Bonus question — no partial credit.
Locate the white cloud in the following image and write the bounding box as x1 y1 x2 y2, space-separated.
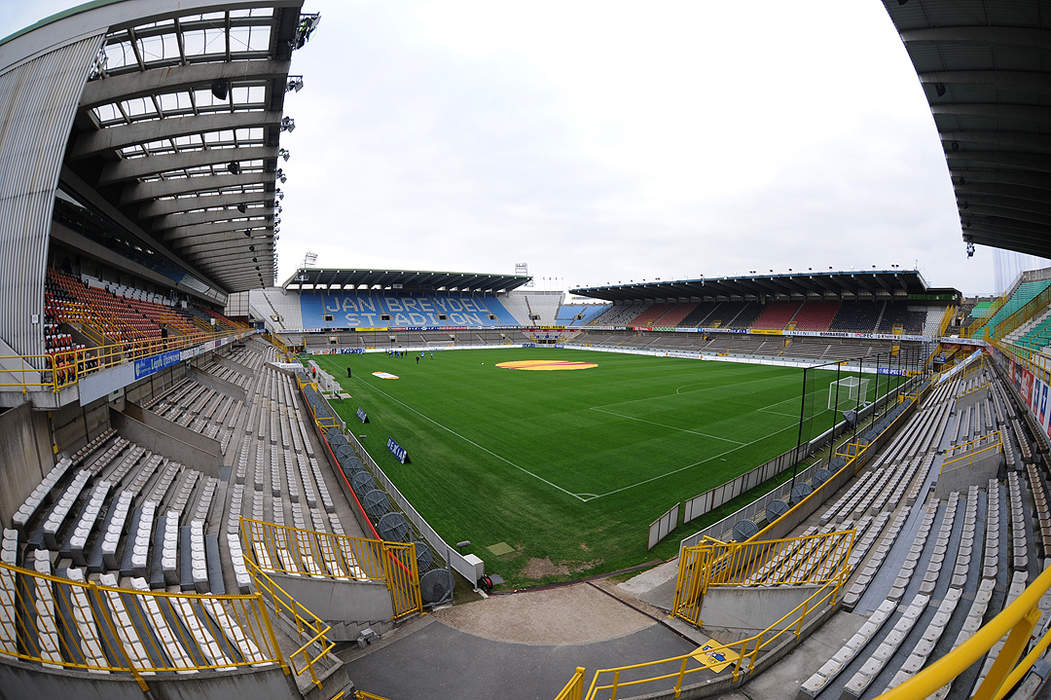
1 0 1006 294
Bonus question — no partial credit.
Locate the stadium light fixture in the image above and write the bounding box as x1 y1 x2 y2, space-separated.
227 161 241 175
286 76 304 93
211 78 229 100
280 117 296 132
279 148 290 162
243 229 252 237
237 203 247 214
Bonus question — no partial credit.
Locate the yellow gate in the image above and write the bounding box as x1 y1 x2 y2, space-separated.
672 543 710 625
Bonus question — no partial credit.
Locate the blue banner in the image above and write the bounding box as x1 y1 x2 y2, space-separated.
387 436 409 464
357 407 369 423
133 350 181 380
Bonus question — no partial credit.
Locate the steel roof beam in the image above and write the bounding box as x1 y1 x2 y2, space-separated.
931 103 1051 123
162 217 272 239
959 204 1051 228
72 111 282 158
919 70 1051 95
120 172 274 203
946 151 1051 174
901 26 1051 52
167 229 272 250
80 59 291 108
139 192 275 218
100 145 277 184
941 131 1051 154
153 207 274 231
951 169 1051 192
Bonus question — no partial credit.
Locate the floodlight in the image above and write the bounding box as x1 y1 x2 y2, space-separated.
237 203 247 213
280 116 296 132
227 161 241 175
279 148 290 161
286 76 304 92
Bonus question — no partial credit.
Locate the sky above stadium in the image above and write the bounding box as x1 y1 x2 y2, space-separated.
3 0 1038 296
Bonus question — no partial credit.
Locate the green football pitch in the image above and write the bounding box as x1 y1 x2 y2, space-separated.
308 348 884 586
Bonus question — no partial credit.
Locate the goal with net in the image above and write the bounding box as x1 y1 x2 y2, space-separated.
828 376 870 411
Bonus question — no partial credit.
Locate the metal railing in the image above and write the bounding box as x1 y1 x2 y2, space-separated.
877 564 1051 700
937 304 956 338
941 431 1004 473
688 529 855 592
573 573 847 699
0 327 254 393
240 517 422 620
989 284 1051 342
241 555 335 691
555 667 587 700
0 559 284 691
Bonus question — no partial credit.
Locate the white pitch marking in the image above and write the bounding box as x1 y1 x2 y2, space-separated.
584 419 802 502
359 381 587 502
589 406 746 445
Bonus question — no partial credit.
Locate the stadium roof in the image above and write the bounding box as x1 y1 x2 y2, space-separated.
281 267 532 293
33 0 311 293
571 269 958 302
883 0 1051 260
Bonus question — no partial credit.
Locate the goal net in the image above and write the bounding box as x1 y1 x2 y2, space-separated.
828 376 870 412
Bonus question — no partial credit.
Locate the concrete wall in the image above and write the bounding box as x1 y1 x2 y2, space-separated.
189 366 246 402
0 657 297 700
110 407 220 475
269 573 394 641
699 584 823 643
123 402 221 458
0 402 53 528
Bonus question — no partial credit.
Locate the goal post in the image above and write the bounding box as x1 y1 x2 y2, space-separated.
828 376 870 412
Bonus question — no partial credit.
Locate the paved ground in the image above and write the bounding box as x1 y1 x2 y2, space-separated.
343 608 696 699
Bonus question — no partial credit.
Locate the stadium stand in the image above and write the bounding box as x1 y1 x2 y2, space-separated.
555 303 610 326
751 301 801 330
298 290 519 329
792 300 841 332
982 280 1051 336
830 301 882 333
628 302 673 326
650 302 699 327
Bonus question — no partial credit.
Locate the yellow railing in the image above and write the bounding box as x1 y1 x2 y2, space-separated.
877 564 1051 700
989 284 1051 342
355 692 392 700
240 518 422 620
268 331 294 361
555 667 587 700
937 304 956 338
241 555 335 691
0 560 284 691
694 529 855 591
0 327 253 393
967 295 1007 339
941 431 1003 473
577 574 846 699
956 380 991 399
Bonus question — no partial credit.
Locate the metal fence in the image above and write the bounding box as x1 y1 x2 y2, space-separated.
647 502 680 550
240 517 422 620
0 559 283 691
675 371 924 551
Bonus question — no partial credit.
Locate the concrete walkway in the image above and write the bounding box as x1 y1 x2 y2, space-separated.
344 614 695 699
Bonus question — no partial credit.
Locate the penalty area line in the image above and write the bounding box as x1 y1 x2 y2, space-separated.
358 381 588 503
589 406 745 445
585 419 801 502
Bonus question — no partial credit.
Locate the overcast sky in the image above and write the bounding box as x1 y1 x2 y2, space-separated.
2 1 1026 295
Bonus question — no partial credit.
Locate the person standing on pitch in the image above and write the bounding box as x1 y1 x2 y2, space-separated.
416 353 420 365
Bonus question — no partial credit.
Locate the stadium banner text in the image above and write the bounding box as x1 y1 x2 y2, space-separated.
387 436 409 463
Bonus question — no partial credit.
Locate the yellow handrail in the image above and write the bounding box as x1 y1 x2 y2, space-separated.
554 667 587 700
242 555 335 690
876 564 1051 700
0 560 285 691
240 517 422 620
579 573 847 698
0 327 253 393
937 304 956 338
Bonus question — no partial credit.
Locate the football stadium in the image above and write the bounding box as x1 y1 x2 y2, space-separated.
0 1 1050 699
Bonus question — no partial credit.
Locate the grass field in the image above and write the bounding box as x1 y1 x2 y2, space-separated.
309 348 883 586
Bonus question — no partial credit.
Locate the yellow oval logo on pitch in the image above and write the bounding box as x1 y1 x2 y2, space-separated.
495 360 598 371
